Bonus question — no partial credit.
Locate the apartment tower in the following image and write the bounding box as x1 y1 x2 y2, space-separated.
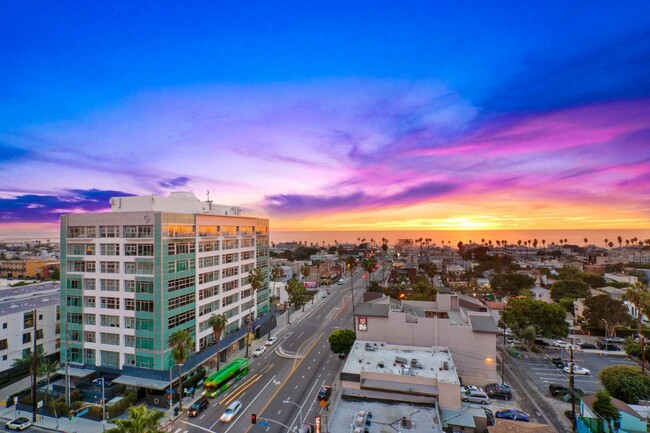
60 192 270 381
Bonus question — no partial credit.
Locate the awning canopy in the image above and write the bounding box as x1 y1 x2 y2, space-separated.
56 367 95 378
112 375 170 390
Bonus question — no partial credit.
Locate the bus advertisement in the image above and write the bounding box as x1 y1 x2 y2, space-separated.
202 358 249 398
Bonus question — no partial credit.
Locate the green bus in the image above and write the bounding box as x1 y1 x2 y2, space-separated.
202 358 249 397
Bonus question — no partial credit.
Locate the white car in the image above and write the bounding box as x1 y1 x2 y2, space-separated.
252 346 266 357
564 364 590 375
552 340 571 349
6 417 32 431
461 385 483 393
220 400 242 422
265 336 278 346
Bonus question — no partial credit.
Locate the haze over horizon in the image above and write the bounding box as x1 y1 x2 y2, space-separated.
1 2 650 236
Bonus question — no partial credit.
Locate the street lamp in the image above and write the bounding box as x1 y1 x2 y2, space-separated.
282 400 304 429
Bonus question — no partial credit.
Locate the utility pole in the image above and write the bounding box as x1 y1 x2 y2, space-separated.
501 324 506 384
569 338 576 432
32 309 38 423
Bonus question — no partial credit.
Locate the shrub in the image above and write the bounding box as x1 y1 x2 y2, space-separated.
599 365 650 404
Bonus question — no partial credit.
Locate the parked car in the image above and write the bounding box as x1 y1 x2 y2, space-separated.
608 336 625 343
6 417 32 431
220 400 242 422
252 346 267 357
461 390 490 404
597 342 621 351
564 364 590 375
265 336 278 346
484 383 510 392
548 384 585 398
550 357 568 368
317 385 332 401
495 409 530 422
552 340 571 349
534 338 550 348
579 343 597 349
188 397 209 417
461 385 483 393
486 386 512 400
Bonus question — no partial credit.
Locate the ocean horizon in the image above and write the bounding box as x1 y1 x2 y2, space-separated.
2 228 650 248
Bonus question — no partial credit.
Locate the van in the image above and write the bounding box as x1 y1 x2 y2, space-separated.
188 397 209 417
220 400 242 422
461 389 490 404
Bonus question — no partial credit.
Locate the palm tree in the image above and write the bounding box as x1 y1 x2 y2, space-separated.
381 239 389 283
207 313 228 371
617 235 623 247
345 256 358 321
300 263 311 282
271 263 285 299
604 238 609 248
584 237 588 246
168 329 193 411
13 347 44 421
362 256 377 288
626 283 650 372
246 267 264 357
541 239 546 248
608 241 614 249
106 404 166 433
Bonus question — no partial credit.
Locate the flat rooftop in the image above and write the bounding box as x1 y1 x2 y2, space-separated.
328 399 444 433
344 340 459 385
0 281 60 315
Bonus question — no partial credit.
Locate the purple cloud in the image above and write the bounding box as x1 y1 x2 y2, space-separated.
0 189 135 223
159 176 190 188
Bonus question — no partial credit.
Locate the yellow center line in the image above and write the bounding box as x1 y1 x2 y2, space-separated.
243 332 324 433
222 373 263 406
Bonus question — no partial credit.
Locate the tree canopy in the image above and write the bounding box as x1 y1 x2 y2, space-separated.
490 273 535 297
328 329 356 355
106 404 165 433
502 297 568 338
599 365 650 404
592 390 620 429
584 294 631 331
550 280 590 302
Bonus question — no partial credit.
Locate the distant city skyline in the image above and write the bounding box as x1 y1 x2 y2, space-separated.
1 2 650 237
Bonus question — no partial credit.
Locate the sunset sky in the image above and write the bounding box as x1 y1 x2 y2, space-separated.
1 1 650 237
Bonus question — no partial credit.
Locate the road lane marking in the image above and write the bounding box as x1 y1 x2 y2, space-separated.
215 375 277 432
179 420 215 432
222 374 263 406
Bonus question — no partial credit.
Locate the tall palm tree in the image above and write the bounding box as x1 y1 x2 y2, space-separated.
207 313 228 371
106 404 166 433
362 256 377 288
626 283 650 372
168 329 193 411
246 267 264 357
584 237 588 246
13 347 44 421
271 263 285 299
617 236 623 247
604 238 609 248
381 239 389 283
300 263 311 282
345 256 358 322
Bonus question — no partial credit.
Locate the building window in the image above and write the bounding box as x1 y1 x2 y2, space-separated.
100 315 120 327
124 280 135 292
84 332 96 343
100 351 119 368
125 299 135 311
84 349 95 362
125 354 136 365
125 335 135 348
169 293 195 310
100 297 120 309
23 333 31 344
100 333 120 345
124 317 135 329
99 225 119 238
36 329 44 340
136 338 153 350
136 301 154 312
100 279 119 291
136 319 154 331
136 355 154 369
100 261 119 273
84 314 96 325
83 279 96 290
23 311 34 329
168 310 195 328
1 323 6 329
100 244 120 256
0 339 8 350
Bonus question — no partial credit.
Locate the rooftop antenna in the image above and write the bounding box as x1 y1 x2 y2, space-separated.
206 190 213 211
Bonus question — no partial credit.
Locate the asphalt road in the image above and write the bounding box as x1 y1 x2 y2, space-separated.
170 268 374 433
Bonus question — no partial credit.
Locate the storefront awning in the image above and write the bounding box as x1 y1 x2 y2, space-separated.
111 375 170 390
56 367 95 378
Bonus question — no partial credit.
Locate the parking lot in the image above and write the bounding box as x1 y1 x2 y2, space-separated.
511 348 638 395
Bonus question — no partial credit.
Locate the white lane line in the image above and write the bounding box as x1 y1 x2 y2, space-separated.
216 374 277 433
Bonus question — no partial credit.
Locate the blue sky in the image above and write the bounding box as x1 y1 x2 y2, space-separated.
1 1 650 234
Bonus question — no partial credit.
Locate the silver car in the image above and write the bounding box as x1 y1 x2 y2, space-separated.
220 400 242 422
461 389 491 404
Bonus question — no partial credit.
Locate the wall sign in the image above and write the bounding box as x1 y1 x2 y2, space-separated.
358 316 368 331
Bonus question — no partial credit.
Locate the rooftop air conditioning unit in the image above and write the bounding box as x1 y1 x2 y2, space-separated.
443 362 449 370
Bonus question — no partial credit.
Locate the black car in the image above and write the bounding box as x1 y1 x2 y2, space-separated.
597 342 621 351
551 357 567 368
534 339 550 348
548 384 585 398
486 387 512 400
317 386 332 401
579 343 597 349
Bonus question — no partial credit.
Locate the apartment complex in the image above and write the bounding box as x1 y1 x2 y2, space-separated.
60 192 270 380
0 282 60 373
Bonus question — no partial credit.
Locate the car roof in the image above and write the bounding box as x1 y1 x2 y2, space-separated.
227 400 241 409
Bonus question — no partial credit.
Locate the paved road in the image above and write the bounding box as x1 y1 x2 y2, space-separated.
169 268 372 433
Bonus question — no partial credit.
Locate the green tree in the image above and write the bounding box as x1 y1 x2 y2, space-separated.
559 297 575 312
300 263 311 281
626 282 650 372
556 266 583 281
367 281 383 293
106 404 166 433
592 390 620 433
584 294 631 331
207 313 228 371
328 329 356 355
490 273 535 297
423 263 438 286
599 365 650 404
361 256 377 288
502 297 568 338
583 273 607 288
168 329 193 411
516 325 537 352
550 280 590 302
286 276 306 310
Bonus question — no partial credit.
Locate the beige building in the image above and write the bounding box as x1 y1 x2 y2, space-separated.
0 258 58 278
353 293 498 385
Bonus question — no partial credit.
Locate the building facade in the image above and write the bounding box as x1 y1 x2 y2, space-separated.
0 282 60 373
60 192 269 377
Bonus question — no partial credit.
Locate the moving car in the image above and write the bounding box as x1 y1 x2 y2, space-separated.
564 364 590 375
252 346 266 357
338 280 344 285
317 385 332 401
265 336 278 346
461 390 490 404
6 417 32 431
495 409 530 422
188 397 209 417
220 400 242 423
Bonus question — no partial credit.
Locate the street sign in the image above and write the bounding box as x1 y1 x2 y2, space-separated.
37 400 43 408
319 399 327 407
76 408 89 417
166 388 174 394
13 396 18 404
258 421 269 427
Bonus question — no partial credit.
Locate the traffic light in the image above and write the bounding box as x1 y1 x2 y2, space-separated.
251 413 257 424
